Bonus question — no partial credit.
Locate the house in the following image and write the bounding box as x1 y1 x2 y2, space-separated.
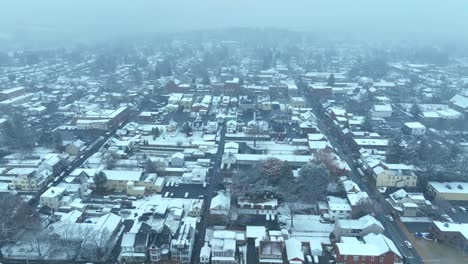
246 226 267 240
40 186 67 209
224 142 239 154
200 242 211 264
65 139 86 155
429 221 468 252
326 196 352 220
388 189 428 216
9 168 48 191
449 94 468 113
335 233 402 264
352 138 388 151
148 225 172 263
402 122 426 136
210 231 237 264
180 95 194 109
427 181 468 201
372 163 417 188
188 199 203 217
40 153 67 175
226 120 237 133
171 219 196 263
334 215 384 240
101 170 143 192
171 152 185 167
285 238 305 264
118 222 151 263
370 104 392 118
210 192 231 215
259 240 283 264
290 97 306 108
49 210 122 258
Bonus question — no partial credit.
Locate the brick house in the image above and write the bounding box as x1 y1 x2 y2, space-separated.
335 234 402 264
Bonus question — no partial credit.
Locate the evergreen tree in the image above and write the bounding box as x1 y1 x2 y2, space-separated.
327 73 336 87
93 171 107 193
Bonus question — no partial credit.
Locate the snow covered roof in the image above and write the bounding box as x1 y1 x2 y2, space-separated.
337 215 384 230
404 122 425 129
285 238 304 262
103 170 143 182
246 226 266 239
337 234 400 257
200 242 211 258
210 193 230 210
41 186 66 199
432 221 468 240
347 192 370 207
428 181 468 194
373 104 392 112
450 94 468 109
171 152 184 159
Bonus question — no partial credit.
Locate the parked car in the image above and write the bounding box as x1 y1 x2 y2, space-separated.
386 215 394 221
450 208 457 213
458 206 467 213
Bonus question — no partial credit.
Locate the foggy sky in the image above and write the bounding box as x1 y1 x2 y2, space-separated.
0 0 467 46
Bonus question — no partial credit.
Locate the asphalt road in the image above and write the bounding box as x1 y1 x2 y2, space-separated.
191 123 227 264
37 110 140 196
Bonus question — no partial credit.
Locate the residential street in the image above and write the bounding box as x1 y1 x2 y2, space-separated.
191 123 227 264
303 90 425 264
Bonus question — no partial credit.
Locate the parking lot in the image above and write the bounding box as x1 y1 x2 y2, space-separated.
161 183 207 199
409 236 467 264
446 203 468 223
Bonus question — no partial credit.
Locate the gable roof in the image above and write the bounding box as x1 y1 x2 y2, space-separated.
450 94 468 109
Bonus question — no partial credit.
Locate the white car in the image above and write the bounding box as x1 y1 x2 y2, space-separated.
386 215 394 221
404 240 413 249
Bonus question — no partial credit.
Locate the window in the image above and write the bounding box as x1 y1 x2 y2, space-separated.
353 256 359 261
380 257 384 262
395 257 400 262
371 256 374 261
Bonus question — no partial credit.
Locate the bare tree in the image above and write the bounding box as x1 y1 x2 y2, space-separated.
314 149 345 178
28 231 50 257
351 198 375 219
78 228 112 260
0 194 39 244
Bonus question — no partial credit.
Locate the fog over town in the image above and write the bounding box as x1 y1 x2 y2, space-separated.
0 1 467 264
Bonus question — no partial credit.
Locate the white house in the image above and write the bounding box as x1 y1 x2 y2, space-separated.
285 238 304 264
40 186 67 209
210 192 231 215
327 196 352 220
200 242 211 264
171 152 185 167
334 215 384 239
403 122 426 136
370 104 392 118
210 231 237 264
